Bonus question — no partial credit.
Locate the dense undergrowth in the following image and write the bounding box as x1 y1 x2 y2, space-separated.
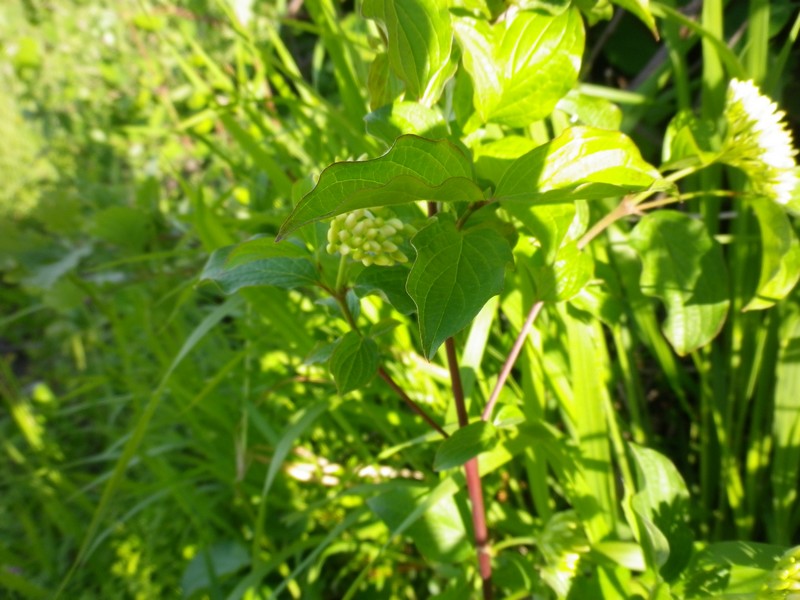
2 0 800 598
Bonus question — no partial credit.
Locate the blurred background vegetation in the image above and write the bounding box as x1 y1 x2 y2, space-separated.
2 0 800 598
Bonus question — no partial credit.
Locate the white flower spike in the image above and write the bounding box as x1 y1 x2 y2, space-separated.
722 78 799 205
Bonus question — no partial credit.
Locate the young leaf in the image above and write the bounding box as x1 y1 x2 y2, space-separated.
630 211 730 355
453 8 585 127
277 135 483 239
367 483 471 564
329 331 379 394
744 200 800 311
626 443 693 580
363 0 454 102
407 216 513 358
495 126 668 204
200 238 318 293
433 421 498 471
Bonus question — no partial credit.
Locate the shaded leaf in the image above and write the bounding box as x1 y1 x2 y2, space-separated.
407 216 513 358
434 421 497 471
354 264 416 314
630 211 729 355
367 482 471 563
181 540 249 598
674 542 785 598
277 135 482 238
744 200 800 311
626 443 693 580
525 241 593 302
495 126 667 204
200 238 318 293
329 332 379 394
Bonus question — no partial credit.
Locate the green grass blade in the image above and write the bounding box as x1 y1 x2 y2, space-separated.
55 296 244 598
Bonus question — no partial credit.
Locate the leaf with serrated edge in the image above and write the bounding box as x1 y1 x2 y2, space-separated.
630 211 729 355
407 215 513 358
277 135 482 239
329 332 379 394
434 421 498 471
495 126 667 204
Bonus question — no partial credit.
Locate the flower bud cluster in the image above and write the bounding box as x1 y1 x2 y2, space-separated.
760 546 800 599
326 209 416 267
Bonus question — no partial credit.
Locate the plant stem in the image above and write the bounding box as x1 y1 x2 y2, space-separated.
333 292 447 438
377 367 448 438
577 195 639 250
481 300 544 423
481 185 694 424
446 339 468 427
335 253 348 293
445 337 493 599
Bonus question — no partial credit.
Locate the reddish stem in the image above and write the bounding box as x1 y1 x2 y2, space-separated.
445 338 493 599
481 301 544 423
378 367 448 438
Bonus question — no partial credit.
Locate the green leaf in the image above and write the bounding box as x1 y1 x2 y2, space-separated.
181 541 249 598
364 101 449 145
610 0 657 36
200 238 318 293
90 206 154 252
525 241 593 302
626 443 693 580
434 421 498 471
630 211 730 355
507 203 581 263
555 89 622 130
367 482 471 563
367 52 405 109
673 542 785 598
744 200 800 311
407 215 513 358
495 126 667 204
277 135 482 239
662 110 720 168
329 332 379 394
473 136 539 185
363 0 454 102
453 8 584 127
354 264 416 314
